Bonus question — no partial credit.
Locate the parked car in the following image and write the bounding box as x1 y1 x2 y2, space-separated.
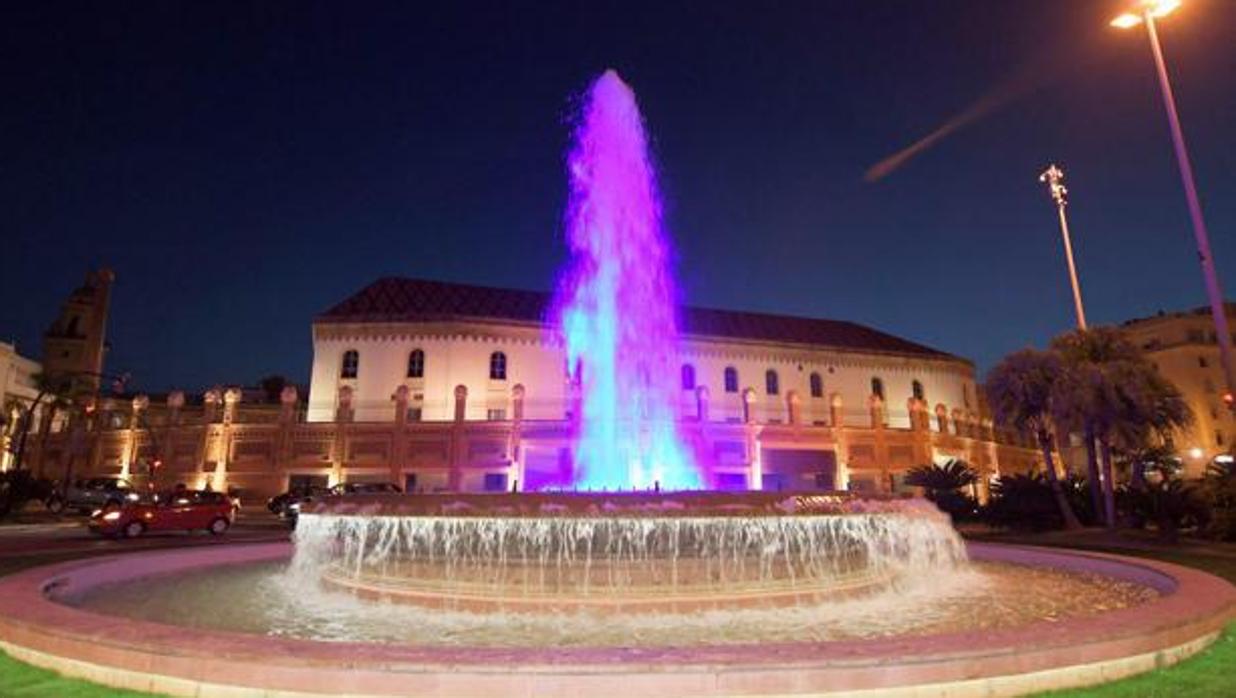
329 482 402 496
88 489 236 538
47 477 140 515
267 485 329 519
284 482 401 525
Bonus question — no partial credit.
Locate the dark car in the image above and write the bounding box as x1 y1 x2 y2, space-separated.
88 490 236 538
329 482 402 496
284 482 401 525
267 485 329 519
48 477 139 515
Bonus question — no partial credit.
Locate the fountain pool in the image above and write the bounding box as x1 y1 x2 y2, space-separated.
62 494 1160 650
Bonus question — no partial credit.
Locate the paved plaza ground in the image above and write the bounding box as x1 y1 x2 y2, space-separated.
0 511 1232 697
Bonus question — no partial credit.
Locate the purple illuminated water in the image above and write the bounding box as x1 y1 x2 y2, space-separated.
551 70 701 490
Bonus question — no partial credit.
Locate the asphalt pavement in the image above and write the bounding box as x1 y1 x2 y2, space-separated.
0 506 291 576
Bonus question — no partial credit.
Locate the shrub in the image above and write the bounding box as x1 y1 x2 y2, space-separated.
1119 478 1208 543
983 473 1063 531
904 460 980 522
0 470 55 518
1062 474 1098 527
1200 463 1236 541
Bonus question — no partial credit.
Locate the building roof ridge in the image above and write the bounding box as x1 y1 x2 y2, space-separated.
316 277 962 362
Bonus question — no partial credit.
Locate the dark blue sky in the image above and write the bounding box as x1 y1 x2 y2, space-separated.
3 1 1234 393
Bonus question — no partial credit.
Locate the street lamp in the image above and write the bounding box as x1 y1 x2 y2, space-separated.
1039 164 1088 330
1111 0 1236 407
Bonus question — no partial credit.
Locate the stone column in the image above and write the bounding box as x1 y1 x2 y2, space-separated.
335 386 354 423
786 390 802 426
99 398 116 431
160 391 184 486
167 391 184 426
906 398 921 431
908 398 932 466
277 386 298 473
203 388 222 424
331 386 353 487
279 386 298 423
199 389 220 486
121 395 149 481
868 395 885 429
213 388 240 491
390 385 409 486
510 384 526 491
829 392 849 490
449 385 467 491
829 393 843 428
695 386 710 423
392 385 409 426
869 395 889 492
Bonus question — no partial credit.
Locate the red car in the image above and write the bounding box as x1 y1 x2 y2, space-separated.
88 490 235 538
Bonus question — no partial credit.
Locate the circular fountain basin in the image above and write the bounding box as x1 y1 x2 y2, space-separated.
299 492 960 613
0 522 1232 696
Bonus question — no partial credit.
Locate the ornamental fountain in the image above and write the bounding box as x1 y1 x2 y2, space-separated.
289 70 967 615
0 71 1230 697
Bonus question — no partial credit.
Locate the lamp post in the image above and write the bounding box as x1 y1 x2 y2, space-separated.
1112 0 1236 406
1039 164 1088 330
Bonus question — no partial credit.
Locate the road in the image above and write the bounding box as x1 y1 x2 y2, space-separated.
0 509 292 576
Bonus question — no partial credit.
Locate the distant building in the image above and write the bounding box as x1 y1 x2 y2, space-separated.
30 277 1046 501
42 268 114 396
0 341 42 470
1122 304 1236 476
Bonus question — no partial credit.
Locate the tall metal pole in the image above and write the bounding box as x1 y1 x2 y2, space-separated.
1040 165 1088 330
1143 10 1236 403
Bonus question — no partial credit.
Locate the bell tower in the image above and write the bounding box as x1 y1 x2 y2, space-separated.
42 268 115 395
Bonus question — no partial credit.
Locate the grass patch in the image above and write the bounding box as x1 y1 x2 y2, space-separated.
0 651 154 697
1036 624 1236 697
969 532 1236 697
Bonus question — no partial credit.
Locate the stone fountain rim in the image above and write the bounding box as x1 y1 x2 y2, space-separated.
299 490 935 518
0 541 1233 697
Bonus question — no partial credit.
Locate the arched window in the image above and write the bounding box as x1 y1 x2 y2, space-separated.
809 372 823 398
911 379 924 401
765 369 779 396
724 367 739 393
870 377 884 400
407 349 425 379
681 364 696 390
340 350 359 379
489 351 507 380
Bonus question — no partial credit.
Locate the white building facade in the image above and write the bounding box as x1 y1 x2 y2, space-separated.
1 341 43 471
306 278 1011 495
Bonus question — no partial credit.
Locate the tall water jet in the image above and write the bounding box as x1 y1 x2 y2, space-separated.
552 70 700 490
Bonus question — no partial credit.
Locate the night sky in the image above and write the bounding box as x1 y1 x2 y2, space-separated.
3 1 1235 393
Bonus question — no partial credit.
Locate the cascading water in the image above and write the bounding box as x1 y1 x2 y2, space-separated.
551 70 699 490
289 494 969 613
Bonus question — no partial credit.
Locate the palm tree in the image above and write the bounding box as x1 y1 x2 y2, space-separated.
11 372 75 474
1114 367 1192 490
904 459 978 492
1050 328 1191 527
985 349 1083 529
1048 357 1105 521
